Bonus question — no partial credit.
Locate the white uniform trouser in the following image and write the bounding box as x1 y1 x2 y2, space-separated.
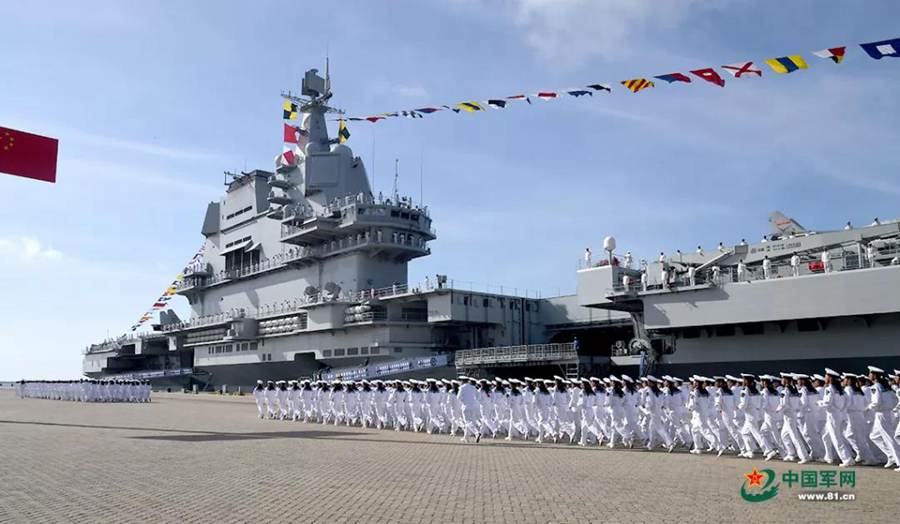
690 413 717 451
254 394 265 417
822 413 853 463
461 405 481 440
870 413 900 464
844 411 877 463
800 415 826 460
780 416 809 461
741 415 772 455
646 412 673 449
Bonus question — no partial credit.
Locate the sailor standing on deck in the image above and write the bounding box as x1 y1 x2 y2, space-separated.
762 256 772 280
866 243 878 268
584 248 592 268
737 260 747 282
821 249 832 273
253 380 266 418
790 252 801 277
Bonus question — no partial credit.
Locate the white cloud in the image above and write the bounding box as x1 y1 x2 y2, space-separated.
505 0 710 67
0 236 62 262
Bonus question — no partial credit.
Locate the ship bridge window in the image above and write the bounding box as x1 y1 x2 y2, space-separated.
739 322 765 336
370 347 380 355
391 210 400 218
347 347 359 356
334 348 345 357
400 212 409 220
322 349 332 357
483 298 490 308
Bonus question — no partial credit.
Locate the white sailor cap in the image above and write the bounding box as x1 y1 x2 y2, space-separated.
759 374 778 381
812 374 826 382
458 376 471 381
441 378 452 384
450 379 460 385
603 377 613 384
502 380 511 386
256 380 263 384
645 375 657 382
523 377 534 382
553 375 565 381
662 375 672 381
689 375 700 382
671 376 684 383
508 378 521 384
824 368 841 378
841 372 857 379
779 372 794 379
543 379 554 384
620 374 634 383
713 375 726 381
426 378 436 382
589 376 601 382
740 373 756 379
725 375 740 382
867 366 885 374
793 373 810 379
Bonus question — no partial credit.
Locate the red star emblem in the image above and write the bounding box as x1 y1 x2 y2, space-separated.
745 468 765 487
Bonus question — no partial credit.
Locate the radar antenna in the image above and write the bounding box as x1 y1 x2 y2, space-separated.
393 158 400 203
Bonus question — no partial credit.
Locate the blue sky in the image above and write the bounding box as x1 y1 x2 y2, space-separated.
2 0 899 379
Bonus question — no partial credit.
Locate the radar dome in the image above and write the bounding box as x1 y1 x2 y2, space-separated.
603 236 617 252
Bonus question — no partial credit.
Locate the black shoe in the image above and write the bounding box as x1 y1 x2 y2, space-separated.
475 433 481 443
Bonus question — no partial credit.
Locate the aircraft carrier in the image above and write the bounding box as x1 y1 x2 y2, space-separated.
82 68 900 388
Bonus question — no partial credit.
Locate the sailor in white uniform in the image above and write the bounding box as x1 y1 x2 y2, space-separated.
457 377 482 443
790 252 801 277
867 366 900 469
817 369 855 467
843 373 878 465
252 380 266 418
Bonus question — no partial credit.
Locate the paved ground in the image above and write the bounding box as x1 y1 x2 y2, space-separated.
0 390 897 523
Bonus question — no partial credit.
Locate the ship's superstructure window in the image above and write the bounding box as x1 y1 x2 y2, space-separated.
322 349 332 357
370 347 380 355
334 348 345 356
360 347 369 355
347 347 359 356
225 205 253 221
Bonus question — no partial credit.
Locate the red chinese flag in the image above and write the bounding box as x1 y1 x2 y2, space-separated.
0 127 58 183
